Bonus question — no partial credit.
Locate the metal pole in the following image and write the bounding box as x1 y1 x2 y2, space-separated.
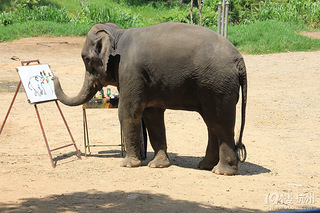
198 0 203 26
221 0 225 36
55 101 82 160
34 104 56 168
224 1 229 39
83 108 88 156
217 1 222 35
1 60 39 134
190 0 194 24
0 81 22 135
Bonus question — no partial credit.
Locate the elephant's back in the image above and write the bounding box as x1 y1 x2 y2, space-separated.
119 22 241 63
116 23 243 111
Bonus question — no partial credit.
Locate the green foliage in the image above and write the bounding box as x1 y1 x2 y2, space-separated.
115 0 190 26
204 0 320 26
202 0 263 24
11 0 40 10
159 6 190 23
0 0 12 11
0 5 72 26
255 0 320 27
198 5 218 26
1 0 320 54
0 3 139 28
2 0 320 28
0 21 90 42
228 20 320 54
76 2 140 28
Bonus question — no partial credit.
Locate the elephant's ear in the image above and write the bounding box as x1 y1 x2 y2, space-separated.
95 29 116 51
107 54 121 83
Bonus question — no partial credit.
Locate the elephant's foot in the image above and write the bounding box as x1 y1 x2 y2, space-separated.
212 161 238 175
198 157 219 170
148 151 170 168
120 156 142 168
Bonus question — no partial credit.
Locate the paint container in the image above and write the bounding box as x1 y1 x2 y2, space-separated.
106 88 111 97
110 92 119 107
99 89 104 98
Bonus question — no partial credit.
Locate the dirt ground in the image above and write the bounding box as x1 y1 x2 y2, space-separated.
0 35 319 213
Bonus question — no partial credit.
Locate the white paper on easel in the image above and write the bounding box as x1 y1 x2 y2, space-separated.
17 64 57 104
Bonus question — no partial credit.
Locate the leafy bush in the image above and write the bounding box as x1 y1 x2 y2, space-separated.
256 0 320 27
0 3 140 28
160 7 191 23
203 0 320 26
200 5 218 27
11 0 40 10
76 2 140 28
2 0 319 28
0 5 72 26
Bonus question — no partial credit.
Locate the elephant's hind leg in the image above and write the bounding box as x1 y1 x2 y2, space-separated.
143 108 170 168
198 127 219 170
211 119 238 175
201 100 238 175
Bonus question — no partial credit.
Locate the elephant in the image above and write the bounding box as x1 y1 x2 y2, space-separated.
53 22 247 175
28 73 47 96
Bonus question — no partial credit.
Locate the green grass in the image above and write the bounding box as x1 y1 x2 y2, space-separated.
0 21 90 41
1 19 319 55
0 0 12 11
1 0 320 54
228 20 320 54
254 0 320 28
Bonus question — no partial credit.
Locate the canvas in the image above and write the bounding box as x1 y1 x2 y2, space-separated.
17 64 57 104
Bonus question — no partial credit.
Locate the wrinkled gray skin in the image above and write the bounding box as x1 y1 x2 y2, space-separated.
54 22 247 175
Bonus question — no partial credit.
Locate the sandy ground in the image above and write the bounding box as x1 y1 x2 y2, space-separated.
0 35 319 213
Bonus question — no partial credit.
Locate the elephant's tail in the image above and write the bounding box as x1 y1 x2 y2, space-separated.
235 57 247 162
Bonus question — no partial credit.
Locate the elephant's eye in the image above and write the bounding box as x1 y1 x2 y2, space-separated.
82 56 90 64
92 59 102 68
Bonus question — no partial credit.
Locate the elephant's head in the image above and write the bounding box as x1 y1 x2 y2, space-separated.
53 23 121 106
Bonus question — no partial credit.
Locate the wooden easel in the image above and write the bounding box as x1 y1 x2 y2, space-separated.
0 60 81 168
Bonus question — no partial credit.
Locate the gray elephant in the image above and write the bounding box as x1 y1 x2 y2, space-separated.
53 22 247 175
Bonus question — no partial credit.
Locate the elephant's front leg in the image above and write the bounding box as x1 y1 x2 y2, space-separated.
143 108 170 168
119 105 143 168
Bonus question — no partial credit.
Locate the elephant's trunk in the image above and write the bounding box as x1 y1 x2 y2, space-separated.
53 72 100 106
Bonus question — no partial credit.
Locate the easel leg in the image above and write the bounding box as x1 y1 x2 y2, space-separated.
55 101 82 160
0 81 21 135
83 108 90 157
34 104 56 168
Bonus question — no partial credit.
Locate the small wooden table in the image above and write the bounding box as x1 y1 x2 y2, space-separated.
82 96 124 157
82 96 147 159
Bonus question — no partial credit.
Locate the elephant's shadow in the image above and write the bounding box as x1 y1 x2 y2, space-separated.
147 152 271 176
83 150 271 176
